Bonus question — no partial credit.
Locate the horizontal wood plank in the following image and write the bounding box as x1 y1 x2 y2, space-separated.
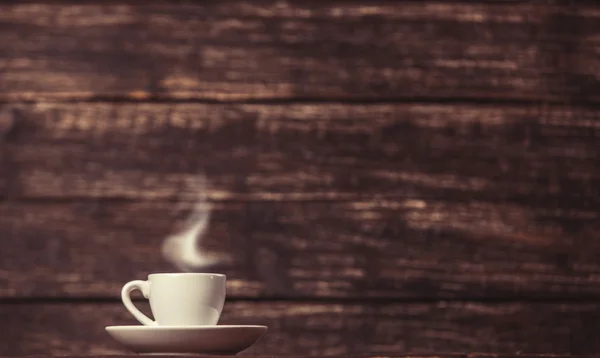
1 2 600 101
1 199 600 299
0 356 586 358
1 102 599 203
0 356 583 358
1 301 599 355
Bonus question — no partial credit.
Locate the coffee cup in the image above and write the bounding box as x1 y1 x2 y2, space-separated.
121 273 226 326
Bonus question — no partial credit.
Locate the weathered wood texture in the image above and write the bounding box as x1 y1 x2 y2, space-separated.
2 352 580 358
0 356 591 358
1 301 600 355
0 103 599 299
2 200 600 299
0 356 587 358
2 2 600 356
1 102 598 201
1 2 600 101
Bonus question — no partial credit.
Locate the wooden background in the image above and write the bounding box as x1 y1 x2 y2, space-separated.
1 0 600 355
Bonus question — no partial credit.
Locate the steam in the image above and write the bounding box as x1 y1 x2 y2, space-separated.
161 175 222 271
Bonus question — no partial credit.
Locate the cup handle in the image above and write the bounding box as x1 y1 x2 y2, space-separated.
121 280 157 326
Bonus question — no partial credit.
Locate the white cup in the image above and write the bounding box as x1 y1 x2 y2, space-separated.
121 273 226 326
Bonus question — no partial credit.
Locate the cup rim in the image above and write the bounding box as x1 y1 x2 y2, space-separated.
148 273 226 278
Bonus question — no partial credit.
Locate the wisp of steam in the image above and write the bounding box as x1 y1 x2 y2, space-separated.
161 174 222 272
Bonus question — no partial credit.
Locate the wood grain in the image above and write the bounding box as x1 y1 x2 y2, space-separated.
1 199 600 299
1 2 600 101
1 102 599 203
1 102 599 298
2 1 599 355
1 301 599 355
0 356 587 358
0 356 582 358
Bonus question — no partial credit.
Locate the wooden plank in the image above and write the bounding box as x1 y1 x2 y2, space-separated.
1 301 599 355
1 2 600 101
0 356 583 358
1 102 599 203
0 356 582 358
0 356 586 358
1 199 600 299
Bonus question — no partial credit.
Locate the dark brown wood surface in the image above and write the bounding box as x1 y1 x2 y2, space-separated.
0 103 599 298
1 301 599 355
1 2 600 102
1 103 599 202
1 0 600 356
2 199 600 299
1 352 595 358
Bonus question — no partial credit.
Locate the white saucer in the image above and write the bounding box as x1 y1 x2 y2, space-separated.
105 325 268 355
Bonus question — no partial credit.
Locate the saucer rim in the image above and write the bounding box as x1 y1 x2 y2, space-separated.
105 324 268 355
106 325 267 331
